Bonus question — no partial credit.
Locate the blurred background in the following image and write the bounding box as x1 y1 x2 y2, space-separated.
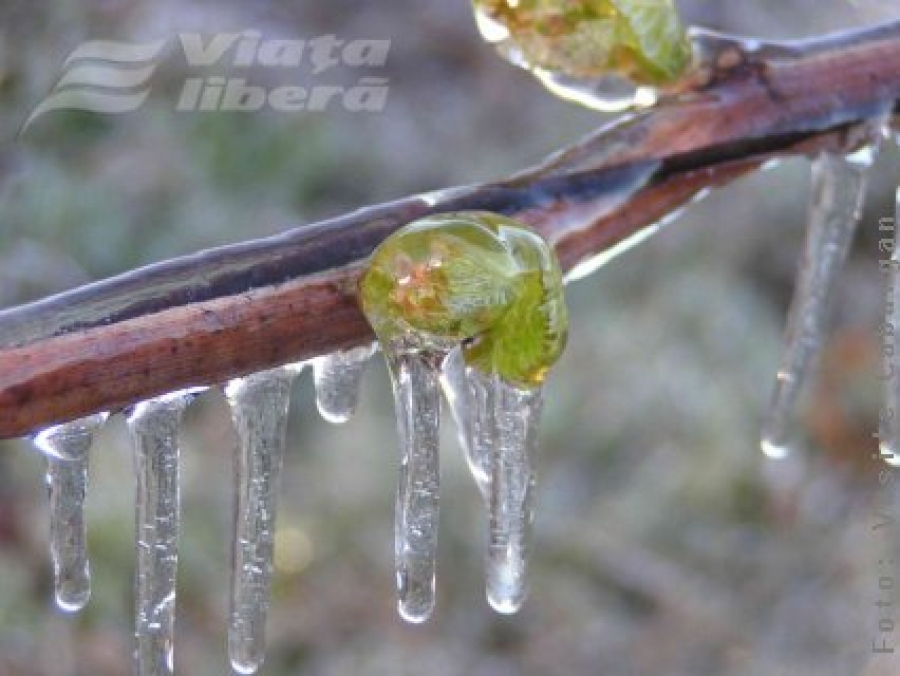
1 1 899 674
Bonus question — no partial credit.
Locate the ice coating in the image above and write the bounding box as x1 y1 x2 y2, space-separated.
472 0 690 111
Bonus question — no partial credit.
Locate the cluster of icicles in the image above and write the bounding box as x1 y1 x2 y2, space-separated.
30 336 543 674
27 123 900 675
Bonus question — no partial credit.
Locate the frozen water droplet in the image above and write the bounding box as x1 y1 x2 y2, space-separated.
34 413 107 612
127 393 192 676
386 350 441 623
762 145 876 457
881 187 900 467
760 433 790 461
312 343 376 424
224 367 296 675
532 69 658 112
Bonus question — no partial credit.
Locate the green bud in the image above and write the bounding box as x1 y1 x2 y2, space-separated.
474 0 691 86
359 212 568 387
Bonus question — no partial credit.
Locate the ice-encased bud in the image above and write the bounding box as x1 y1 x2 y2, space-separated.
472 0 690 111
360 211 568 620
359 211 567 388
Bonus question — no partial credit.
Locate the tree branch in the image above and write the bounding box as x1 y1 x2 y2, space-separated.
1 21 898 439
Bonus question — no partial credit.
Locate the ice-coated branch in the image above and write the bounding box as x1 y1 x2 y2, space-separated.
0 20 899 439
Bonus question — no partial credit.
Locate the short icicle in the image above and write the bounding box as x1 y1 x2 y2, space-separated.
387 350 442 623
312 343 376 423
33 413 108 612
761 144 877 458
224 367 296 675
127 393 192 676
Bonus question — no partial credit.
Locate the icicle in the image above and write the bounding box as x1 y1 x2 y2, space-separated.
312 343 376 423
761 145 876 458
441 352 544 613
224 367 296 675
484 376 542 614
440 349 488 496
33 413 108 612
46 457 92 612
443 360 542 614
881 187 900 467
127 393 192 676
386 350 442 623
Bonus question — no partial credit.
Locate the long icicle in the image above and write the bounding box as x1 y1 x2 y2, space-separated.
127 393 192 676
312 344 376 423
761 145 876 458
441 354 544 614
480 374 543 614
387 350 442 623
33 413 108 611
224 367 296 675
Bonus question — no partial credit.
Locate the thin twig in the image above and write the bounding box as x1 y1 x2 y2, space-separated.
1 21 899 438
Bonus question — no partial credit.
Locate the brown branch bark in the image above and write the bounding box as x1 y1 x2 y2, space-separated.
1 21 899 439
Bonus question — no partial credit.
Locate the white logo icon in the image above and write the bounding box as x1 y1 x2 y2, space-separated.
22 40 167 132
